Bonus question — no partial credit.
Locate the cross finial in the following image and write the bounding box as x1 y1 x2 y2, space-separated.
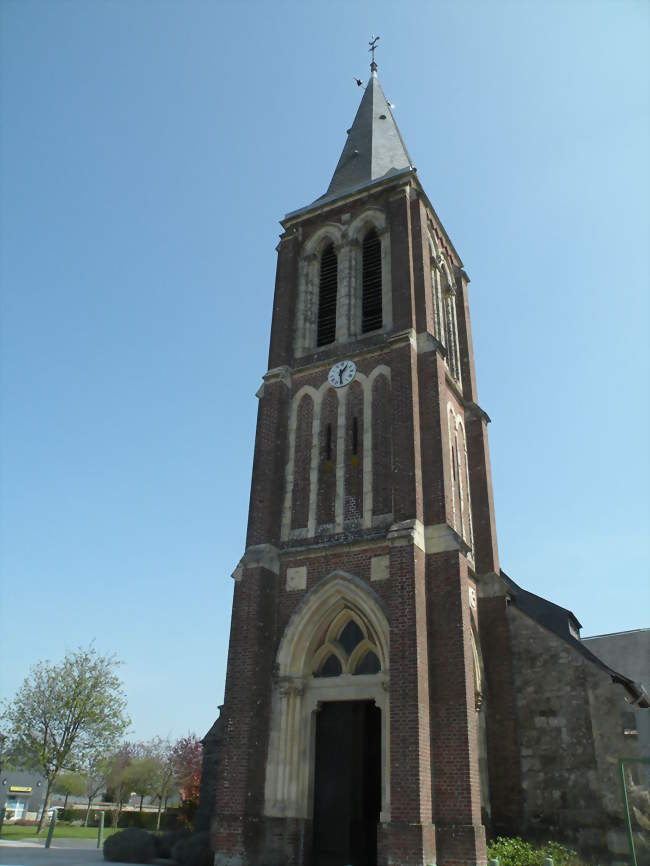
369 34 380 74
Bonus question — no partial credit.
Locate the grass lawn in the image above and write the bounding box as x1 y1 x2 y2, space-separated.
0 824 120 841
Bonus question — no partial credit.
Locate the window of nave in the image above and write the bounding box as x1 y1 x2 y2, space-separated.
293 212 392 357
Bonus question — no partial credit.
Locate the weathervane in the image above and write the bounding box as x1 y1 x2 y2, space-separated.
369 34 380 72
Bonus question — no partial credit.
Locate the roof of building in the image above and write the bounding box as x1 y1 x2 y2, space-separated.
284 66 414 221
501 571 649 708
583 628 650 640
322 68 413 202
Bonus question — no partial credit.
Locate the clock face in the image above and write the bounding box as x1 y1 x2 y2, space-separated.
328 360 357 389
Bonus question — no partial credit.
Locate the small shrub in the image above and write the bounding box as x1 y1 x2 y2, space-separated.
542 840 586 866
171 831 212 866
153 828 190 858
118 811 153 829
487 837 539 866
103 828 156 863
159 808 182 831
487 836 588 866
177 797 198 830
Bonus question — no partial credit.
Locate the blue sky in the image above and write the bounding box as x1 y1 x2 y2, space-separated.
1 0 648 742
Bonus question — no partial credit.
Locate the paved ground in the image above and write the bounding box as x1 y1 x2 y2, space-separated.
0 840 133 866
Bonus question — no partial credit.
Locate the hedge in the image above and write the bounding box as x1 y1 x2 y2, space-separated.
103 828 156 863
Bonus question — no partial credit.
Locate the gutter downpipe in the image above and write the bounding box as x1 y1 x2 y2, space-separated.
618 757 650 866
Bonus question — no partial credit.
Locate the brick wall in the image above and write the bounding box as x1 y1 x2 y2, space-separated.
214 175 493 866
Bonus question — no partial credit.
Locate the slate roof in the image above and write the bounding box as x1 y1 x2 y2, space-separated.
285 69 414 221
501 571 650 708
322 69 413 202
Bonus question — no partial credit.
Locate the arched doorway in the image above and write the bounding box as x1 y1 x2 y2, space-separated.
263 571 390 864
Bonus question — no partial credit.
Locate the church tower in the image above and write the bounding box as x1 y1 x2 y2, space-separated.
212 53 499 866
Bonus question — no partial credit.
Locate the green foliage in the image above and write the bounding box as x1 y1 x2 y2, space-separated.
116 812 156 830
487 836 588 866
83 753 113 805
54 771 87 798
103 808 181 830
1 646 129 779
123 757 159 805
171 831 212 866
103 828 156 863
0 645 129 832
152 828 190 858
58 808 82 822
0 824 119 841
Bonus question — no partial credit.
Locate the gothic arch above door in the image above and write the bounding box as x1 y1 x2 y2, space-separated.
264 570 391 822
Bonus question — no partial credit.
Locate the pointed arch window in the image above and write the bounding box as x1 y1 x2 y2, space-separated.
439 261 461 384
316 243 338 346
313 610 383 677
361 229 383 333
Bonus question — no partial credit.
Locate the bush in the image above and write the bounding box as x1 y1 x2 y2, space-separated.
103 828 156 863
159 808 182 831
171 831 212 866
58 808 83 822
111 808 181 831
153 829 190 858
487 836 588 866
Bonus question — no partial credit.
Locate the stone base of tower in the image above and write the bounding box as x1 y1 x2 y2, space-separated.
212 814 311 866
436 822 487 866
377 821 436 866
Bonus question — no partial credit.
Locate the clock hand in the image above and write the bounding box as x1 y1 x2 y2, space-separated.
338 365 347 384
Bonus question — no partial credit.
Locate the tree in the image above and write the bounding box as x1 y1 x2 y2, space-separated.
172 734 202 803
53 770 86 810
82 752 113 826
172 734 202 827
0 645 129 833
105 744 134 827
124 755 159 812
145 738 176 830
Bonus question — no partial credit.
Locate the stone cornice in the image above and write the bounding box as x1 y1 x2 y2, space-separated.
466 400 491 425
416 331 446 357
263 366 292 388
232 521 476 570
281 170 416 227
387 520 472 556
232 544 281 580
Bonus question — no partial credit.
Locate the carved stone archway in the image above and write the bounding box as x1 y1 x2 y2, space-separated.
264 570 391 822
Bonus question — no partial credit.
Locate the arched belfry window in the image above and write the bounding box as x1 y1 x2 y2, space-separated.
312 610 382 677
361 229 382 333
439 261 461 384
316 243 338 347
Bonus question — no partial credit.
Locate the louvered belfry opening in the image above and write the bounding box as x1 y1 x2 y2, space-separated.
362 229 382 333
316 243 338 346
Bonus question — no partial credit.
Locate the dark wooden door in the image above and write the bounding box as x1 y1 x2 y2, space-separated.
312 700 381 866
